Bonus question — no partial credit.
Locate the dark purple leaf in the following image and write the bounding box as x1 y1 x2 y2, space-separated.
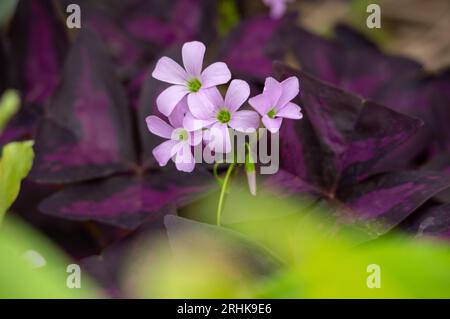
421 152 450 203
405 204 450 239
289 26 422 98
275 63 422 191
0 107 40 146
39 170 214 230
220 14 295 82
122 0 216 46
29 30 136 184
338 171 450 234
8 0 68 107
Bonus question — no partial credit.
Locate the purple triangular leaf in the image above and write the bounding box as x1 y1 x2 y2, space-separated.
338 171 450 234
220 14 295 82
405 204 450 239
39 170 214 230
8 0 68 107
29 30 136 183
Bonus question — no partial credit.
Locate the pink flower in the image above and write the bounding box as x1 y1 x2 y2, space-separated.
262 0 294 19
146 102 201 173
183 80 260 153
152 41 231 117
249 76 302 133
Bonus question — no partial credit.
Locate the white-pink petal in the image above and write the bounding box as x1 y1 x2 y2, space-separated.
224 79 250 112
249 93 271 116
187 88 221 120
182 41 205 78
201 62 231 88
277 76 299 109
152 57 188 85
277 102 303 119
263 77 282 107
146 115 174 139
262 115 283 133
183 111 216 131
175 143 195 172
152 140 180 167
156 85 189 117
228 110 260 132
205 122 232 153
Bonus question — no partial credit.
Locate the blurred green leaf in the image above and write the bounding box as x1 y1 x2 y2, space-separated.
218 0 240 36
0 90 20 133
0 141 34 223
0 217 99 298
0 0 18 26
131 185 450 298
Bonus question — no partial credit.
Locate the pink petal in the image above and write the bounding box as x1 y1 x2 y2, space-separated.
277 76 299 109
224 79 250 112
205 122 231 153
263 77 282 107
168 97 189 128
262 115 283 133
249 93 271 116
277 102 303 119
182 41 205 78
156 85 188 116
175 143 195 172
152 140 180 167
201 62 231 88
152 57 188 85
146 115 174 138
228 110 260 132
187 87 222 120
183 111 217 131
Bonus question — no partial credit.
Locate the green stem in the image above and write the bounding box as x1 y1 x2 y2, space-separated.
216 162 235 226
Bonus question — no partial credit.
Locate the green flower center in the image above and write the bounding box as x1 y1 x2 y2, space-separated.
187 78 202 93
267 108 276 119
217 109 231 124
177 129 189 142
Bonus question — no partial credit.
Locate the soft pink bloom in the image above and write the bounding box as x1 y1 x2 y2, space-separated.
262 0 294 19
152 41 231 117
183 79 260 153
249 76 302 133
146 101 201 173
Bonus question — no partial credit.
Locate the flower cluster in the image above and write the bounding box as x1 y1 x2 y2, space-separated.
146 41 302 173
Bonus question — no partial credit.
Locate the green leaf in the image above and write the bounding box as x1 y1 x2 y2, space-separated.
0 0 18 26
0 89 20 133
0 217 99 298
0 141 34 223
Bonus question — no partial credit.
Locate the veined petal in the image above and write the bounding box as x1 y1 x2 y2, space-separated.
263 77 282 106
277 76 299 109
183 111 216 131
175 143 195 172
224 79 250 112
152 140 180 167
152 57 188 85
156 85 188 116
262 115 283 133
205 122 232 153
249 93 272 115
187 87 222 120
201 62 231 88
277 102 303 119
168 97 189 128
146 115 174 139
229 110 260 132
182 41 205 78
